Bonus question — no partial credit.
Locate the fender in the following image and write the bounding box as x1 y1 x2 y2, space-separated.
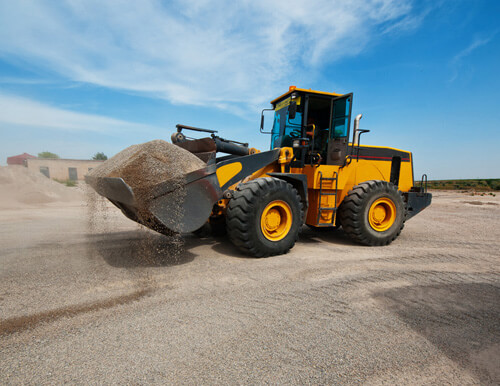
267 172 309 215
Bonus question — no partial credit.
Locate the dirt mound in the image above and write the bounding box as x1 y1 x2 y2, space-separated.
0 166 83 209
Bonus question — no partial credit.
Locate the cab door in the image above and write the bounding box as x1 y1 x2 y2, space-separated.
326 93 352 165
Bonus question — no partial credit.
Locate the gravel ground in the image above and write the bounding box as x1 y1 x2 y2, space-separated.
0 190 499 384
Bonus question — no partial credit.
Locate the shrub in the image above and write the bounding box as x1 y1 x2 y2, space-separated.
92 152 108 160
54 178 77 187
38 151 60 159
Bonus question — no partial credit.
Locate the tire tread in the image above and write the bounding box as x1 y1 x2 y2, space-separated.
339 180 406 246
226 177 303 257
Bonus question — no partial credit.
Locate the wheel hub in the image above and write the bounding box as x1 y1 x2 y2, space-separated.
260 200 293 241
265 209 281 231
368 197 396 232
372 206 387 224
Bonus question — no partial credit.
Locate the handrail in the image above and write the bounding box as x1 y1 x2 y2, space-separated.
420 174 428 195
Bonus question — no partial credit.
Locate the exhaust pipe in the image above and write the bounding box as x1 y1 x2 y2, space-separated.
353 114 363 146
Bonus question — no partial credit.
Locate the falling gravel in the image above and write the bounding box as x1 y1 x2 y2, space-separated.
86 140 206 260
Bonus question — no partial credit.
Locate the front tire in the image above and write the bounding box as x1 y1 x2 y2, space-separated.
339 180 405 246
226 177 303 257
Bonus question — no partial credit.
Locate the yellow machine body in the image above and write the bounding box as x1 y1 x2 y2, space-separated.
216 144 415 227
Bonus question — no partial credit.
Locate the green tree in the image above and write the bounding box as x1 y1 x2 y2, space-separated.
92 152 108 160
38 151 60 159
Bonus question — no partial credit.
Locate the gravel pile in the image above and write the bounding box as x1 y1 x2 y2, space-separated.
89 140 205 186
88 140 205 233
0 165 82 209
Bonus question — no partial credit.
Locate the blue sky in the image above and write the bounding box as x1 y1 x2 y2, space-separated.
0 0 498 179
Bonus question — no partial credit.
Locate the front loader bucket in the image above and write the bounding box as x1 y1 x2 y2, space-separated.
85 163 222 234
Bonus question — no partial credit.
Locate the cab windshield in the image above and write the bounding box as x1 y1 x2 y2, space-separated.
270 102 303 149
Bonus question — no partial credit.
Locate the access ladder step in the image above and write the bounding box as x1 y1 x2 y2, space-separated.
316 170 339 227
319 207 337 212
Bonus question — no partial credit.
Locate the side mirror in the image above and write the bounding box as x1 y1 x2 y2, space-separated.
288 101 297 120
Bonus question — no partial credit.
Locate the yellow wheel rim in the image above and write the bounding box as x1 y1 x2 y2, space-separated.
260 200 293 241
368 197 396 232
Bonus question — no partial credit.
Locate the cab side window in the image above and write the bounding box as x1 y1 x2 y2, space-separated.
331 97 350 138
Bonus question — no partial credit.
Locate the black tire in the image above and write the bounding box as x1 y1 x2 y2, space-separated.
339 180 405 246
226 177 303 257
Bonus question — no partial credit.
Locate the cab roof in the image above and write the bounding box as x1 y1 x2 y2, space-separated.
270 86 343 105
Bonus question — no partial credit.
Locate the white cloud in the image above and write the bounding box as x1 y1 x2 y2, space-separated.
0 0 420 108
0 92 158 133
449 35 495 82
0 77 52 85
452 36 494 63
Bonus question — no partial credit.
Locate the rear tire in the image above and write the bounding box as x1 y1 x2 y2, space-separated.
339 180 405 246
226 177 303 257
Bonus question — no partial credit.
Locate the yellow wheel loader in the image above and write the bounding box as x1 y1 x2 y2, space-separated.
87 86 431 257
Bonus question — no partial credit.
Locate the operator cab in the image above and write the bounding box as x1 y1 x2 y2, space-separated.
263 86 352 166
